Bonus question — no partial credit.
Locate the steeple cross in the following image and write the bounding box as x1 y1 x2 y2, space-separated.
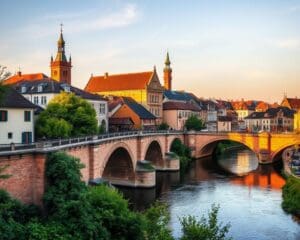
60 23 63 33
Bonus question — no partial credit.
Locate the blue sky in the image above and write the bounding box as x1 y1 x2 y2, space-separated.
1 0 300 102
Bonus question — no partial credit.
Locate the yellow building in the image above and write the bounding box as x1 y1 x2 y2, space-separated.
294 110 300 133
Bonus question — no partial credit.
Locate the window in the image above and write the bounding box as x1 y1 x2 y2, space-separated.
33 96 39 104
24 111 31 122
21 86 27 93
54 70 57 76
37 85 43 92
0 110 8 121
41 96 47 105
22 132 32 144
8 132 12 139
63 71 68 76
99 103 106 114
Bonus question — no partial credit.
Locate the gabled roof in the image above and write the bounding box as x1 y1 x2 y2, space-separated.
283 98 300 109
4 72 50 85
122 97 156 119
85 71 154 92
0 87 37 109
255 101 270 111
163 101 201 111
13 79 106 101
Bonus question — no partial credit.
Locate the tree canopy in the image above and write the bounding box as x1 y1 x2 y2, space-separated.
35 92 98 139
185 115 205 131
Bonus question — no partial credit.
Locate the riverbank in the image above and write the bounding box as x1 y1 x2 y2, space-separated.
282 148 300 217
282 175 300 217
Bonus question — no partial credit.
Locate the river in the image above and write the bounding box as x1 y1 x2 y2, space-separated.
118 148 300 240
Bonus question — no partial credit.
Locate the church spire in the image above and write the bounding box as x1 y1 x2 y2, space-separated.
165 51 171 67
50 24 72 85
163 51 172 90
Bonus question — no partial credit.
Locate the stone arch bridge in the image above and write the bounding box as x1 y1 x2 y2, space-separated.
0 131 299 205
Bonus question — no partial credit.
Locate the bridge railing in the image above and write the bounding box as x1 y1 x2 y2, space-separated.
0 130 183 153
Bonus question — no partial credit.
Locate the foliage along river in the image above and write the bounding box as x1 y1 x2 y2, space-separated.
118 148 300 239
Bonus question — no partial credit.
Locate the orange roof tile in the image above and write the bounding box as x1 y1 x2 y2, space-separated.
255 101 270 112
4 72 50 85
85 71 153 92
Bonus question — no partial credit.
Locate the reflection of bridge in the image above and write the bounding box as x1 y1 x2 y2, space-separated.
0 131 299 205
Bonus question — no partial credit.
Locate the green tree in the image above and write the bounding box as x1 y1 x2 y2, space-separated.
170 139 192 170
0 65 10 104
143 202 173 240
185 115 205 131
158 122 169 130
35 92 98 139
87 185 145 240
180 204 232 240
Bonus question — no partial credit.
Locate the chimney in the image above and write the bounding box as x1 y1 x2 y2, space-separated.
17 70 22 76
104 72 109 79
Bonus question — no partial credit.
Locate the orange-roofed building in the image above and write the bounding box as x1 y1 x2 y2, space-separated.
255 101 270 112
281 96 300 111
4 72 50 85
85 67 164 124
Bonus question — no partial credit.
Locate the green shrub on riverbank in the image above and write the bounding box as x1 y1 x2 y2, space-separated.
282 175 300 216
170 139 193 171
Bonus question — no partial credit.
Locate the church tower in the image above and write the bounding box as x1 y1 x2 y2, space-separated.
50 25 72 84
163 52 172 90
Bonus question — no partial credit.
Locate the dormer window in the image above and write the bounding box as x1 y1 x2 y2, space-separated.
21 86 27 93
37 85 43 92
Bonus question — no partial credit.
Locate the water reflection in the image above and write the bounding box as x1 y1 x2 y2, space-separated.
118 148 300 239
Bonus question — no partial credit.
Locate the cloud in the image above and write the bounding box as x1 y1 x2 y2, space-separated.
22 4 139 38
274 38 300 49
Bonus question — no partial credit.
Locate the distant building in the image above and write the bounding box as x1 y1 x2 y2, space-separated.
163 101 201 130
0 88 37 144
255 101 270 112
281 96 300 111
217 116 232 132
85 67 164 124
245 107 294 132
110 97 156 130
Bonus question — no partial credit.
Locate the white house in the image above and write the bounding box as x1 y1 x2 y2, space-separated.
13 79 109 132
0 88 36 144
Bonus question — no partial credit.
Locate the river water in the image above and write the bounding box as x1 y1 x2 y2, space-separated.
118 148 300 240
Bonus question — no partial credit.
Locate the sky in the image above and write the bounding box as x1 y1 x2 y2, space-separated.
1 0 300 103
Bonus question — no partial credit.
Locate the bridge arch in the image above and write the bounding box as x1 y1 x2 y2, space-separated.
169 137 184 153
271 142 300 162
144 140 164 168
103 146 135 182
197 137 257 159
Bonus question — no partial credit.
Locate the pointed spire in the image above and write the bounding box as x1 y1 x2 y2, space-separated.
69 54 72 63
153 65 157 72
165 51 171 66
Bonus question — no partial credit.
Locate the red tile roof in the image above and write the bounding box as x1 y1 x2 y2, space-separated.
286 98 300 109
163 101 201 111
85 71 154 92
4 72 50 85
255 101 270 111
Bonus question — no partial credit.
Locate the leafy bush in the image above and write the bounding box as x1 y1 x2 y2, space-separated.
170 139 192 171
180 204 232 240
158 122 169 130
143 202 173 240
282 175 300 216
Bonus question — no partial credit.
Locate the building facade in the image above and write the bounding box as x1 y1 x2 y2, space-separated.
0 88 36 144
